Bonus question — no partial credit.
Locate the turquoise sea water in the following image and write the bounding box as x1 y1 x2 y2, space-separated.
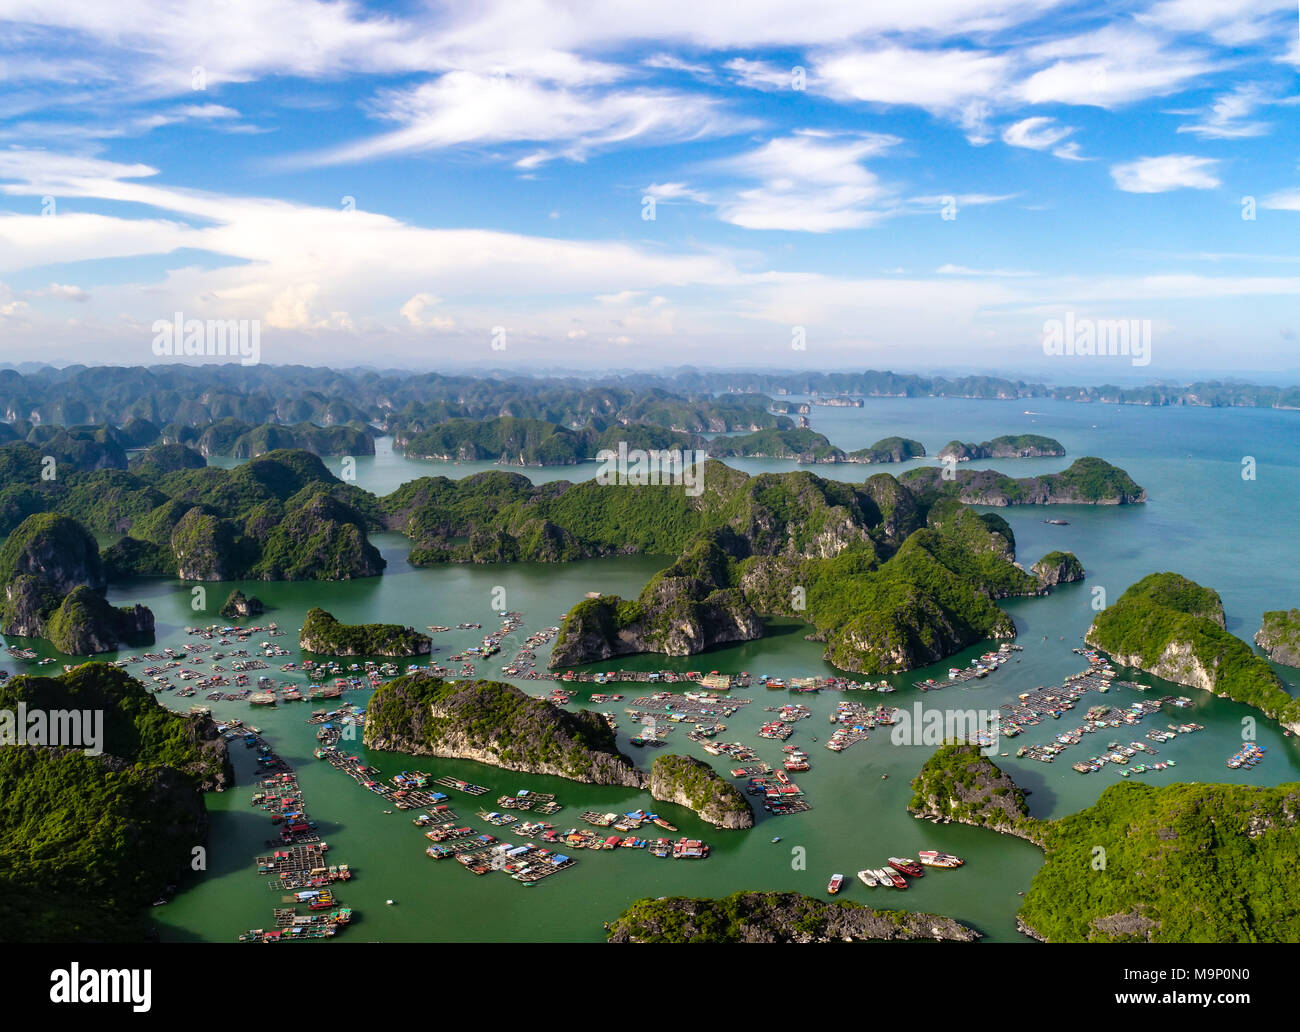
8 397 1298 942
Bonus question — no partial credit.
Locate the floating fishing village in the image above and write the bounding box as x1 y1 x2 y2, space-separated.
76 591 1285 944
182 602 1132 935
227 719 358 942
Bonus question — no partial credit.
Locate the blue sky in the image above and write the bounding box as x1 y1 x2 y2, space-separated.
0 0 1298 379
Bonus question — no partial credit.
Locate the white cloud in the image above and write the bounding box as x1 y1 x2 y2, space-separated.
1001 116 1084 159
815 46 1011 113
27 283 90 302
1261 188 1300 211
936 264 1035 276
1138 0 1294 46
708 132 899 231
1176 83 1271 138
644 181 711 204
287 71 753 168
643 54 716 81
0 147 748 352
1110 154 1221 192
725 57 799 91
399 292 455 330
1017 27 1217 107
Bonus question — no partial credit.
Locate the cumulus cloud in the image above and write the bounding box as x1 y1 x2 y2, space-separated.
707 132 900 231
1110 154 1221 192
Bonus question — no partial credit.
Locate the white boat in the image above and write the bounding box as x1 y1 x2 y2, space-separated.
918 850 965 868
857 869 878 887
873 868 895 886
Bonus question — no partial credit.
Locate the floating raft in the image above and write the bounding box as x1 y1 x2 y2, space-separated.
433 777 489 796
495 790 558 812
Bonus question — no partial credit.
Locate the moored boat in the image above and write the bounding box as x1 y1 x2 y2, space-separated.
827 873 844 895
888 856 923 877
857 869 878 887
918 849 964 868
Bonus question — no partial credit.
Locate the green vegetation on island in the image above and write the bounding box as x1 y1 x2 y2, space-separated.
0 663 230 941
1086 572 1300 730
1032 550 1085 587
902 456 1146 506
364 674 646 786
550 469 1044 675
1254 609 1300 667
908 742 1037 839
0 448 386 584
1021 780 1300 942
8 366 1300 439
911 742 1300 941
396 416 703 466
0 513 154 653
219 588 264 621
706 429 925 463
605 891 981 942
299 607 430 656
937 434 1065 462
648 753 754 828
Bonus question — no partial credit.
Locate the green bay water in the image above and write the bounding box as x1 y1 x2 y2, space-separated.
10 398 1300 942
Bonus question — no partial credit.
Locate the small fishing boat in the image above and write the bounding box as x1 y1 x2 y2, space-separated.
857 869 878 887
827 873 844 895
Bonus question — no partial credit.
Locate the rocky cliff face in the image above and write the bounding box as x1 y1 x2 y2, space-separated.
0 513 105 595
2 574 59 637
0 515 153 653
908 744 1042 843
823 597 1017 675
1092 636 1215 694
1086 633 1300 735
550 541 763 668
606 892 982 943
185 711 235 791
551 589 761 667
46 587 155 654
649 754 754 829
1032 551 1085 587
171 507 248 580
219 589 264 621
1255 610 1300 667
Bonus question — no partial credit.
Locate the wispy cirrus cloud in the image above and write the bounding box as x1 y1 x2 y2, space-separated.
1175 83 1272 138
1001 116 1085 159
284 71 755 169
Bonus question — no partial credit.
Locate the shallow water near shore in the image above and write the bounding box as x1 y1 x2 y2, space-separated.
9 396 1300 942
